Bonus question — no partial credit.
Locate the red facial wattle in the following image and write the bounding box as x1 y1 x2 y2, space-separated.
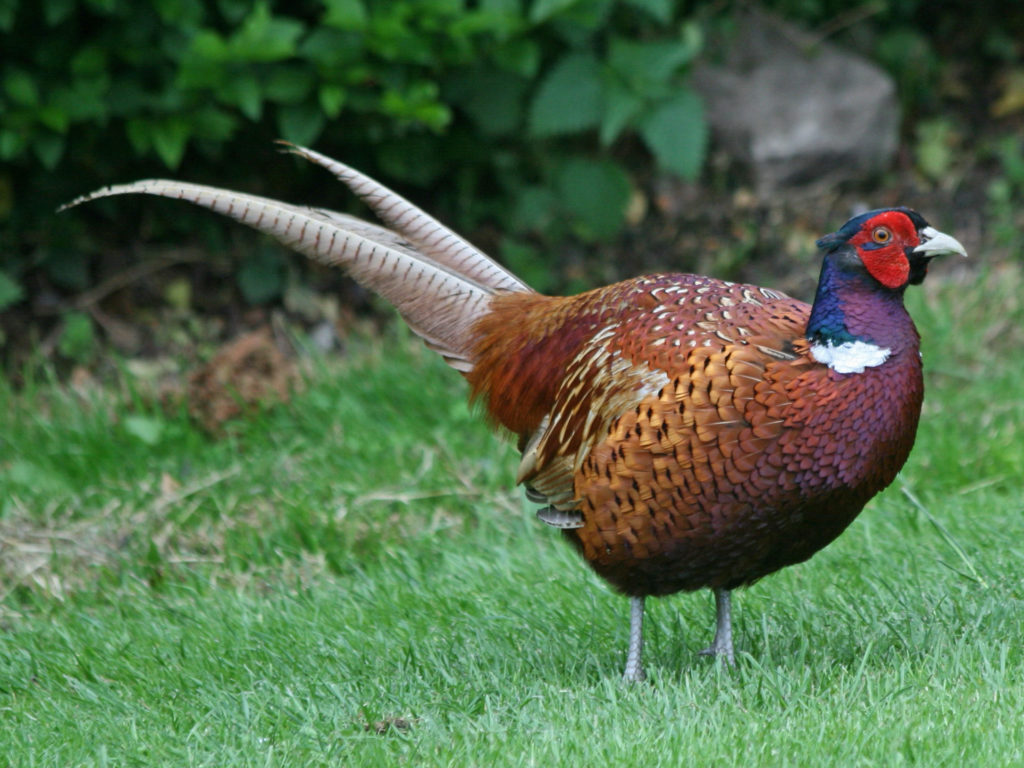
848 211 919 290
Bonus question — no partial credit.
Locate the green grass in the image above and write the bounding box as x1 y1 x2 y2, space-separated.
2 269 1023 766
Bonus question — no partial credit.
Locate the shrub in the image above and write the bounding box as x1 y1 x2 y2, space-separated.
1 0 707 309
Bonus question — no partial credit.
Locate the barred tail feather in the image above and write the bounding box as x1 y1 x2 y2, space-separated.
61 179 522 372
282 143 531 295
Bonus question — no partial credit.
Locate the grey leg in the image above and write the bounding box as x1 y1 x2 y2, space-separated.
698 588 735 665
622 595 647 682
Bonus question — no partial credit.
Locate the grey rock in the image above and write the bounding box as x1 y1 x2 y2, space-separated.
309 320 339 353
691 10 899 193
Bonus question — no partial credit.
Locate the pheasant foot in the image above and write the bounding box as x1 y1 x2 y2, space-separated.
622 595 647 682
697 588 735 666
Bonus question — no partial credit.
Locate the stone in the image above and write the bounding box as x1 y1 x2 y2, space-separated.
691 9 900 193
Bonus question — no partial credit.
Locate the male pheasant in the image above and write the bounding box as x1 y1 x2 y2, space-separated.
64 146 967 681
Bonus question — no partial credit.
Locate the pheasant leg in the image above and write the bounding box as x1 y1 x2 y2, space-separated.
698 588 735 665
622 595 646 682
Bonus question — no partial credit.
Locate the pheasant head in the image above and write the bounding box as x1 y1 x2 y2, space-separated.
807 208 966 373
816 207 967 288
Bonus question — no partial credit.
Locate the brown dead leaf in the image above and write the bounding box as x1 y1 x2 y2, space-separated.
184 326 299 435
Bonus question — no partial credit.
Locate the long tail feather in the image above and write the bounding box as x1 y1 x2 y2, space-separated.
62 173 528 372
281 143 531 295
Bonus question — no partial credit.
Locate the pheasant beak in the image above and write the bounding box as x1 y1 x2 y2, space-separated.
914 226 968 259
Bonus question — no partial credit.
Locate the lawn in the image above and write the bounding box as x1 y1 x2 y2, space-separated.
1 266 1022 766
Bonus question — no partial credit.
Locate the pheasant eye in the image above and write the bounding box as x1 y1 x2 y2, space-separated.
872 227 892 244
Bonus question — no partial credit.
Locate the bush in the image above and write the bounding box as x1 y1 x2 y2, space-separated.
1 0 708 309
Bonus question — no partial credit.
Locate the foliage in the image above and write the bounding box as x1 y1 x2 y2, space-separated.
1 0 707 304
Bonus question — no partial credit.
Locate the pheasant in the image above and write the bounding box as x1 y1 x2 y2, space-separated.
64 145 967 681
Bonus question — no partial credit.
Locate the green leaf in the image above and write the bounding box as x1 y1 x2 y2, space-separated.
445 68 526 136
380 82 451 131
0 1 14 31
277 103 325 147
229 2 304 61
58 311 96 362
222 74 262 120
555 157 631 241
44 0 76 25
529 0 582 23
0 270 24 311
125 119 148 156
154 0 203 24
0 129 26 159
915 118 955 182
163 277 192 312
177 34 229 90
319 85 347 118
607 37 700 95
32 132 66 169
188 29 230 63
299 28 350 66
481 0 521 12
449 5 523 39
38 105 71 133
323 0 367 30
549 0 613 31
70 46 108 77
994 135 1024 187
5 69 39 107
192 105 239 142
492 38 541 79
264 66 314 104
217 0 250 24
510 185 559 234
53 81 107 123
621 0 673 23
528 53 603 137
150 117 191 168
123 415 166 446
639 89 706 180
599 80 643 146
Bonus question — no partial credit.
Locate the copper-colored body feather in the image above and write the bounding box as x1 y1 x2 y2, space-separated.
63 145 965 681
470 276 923 597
